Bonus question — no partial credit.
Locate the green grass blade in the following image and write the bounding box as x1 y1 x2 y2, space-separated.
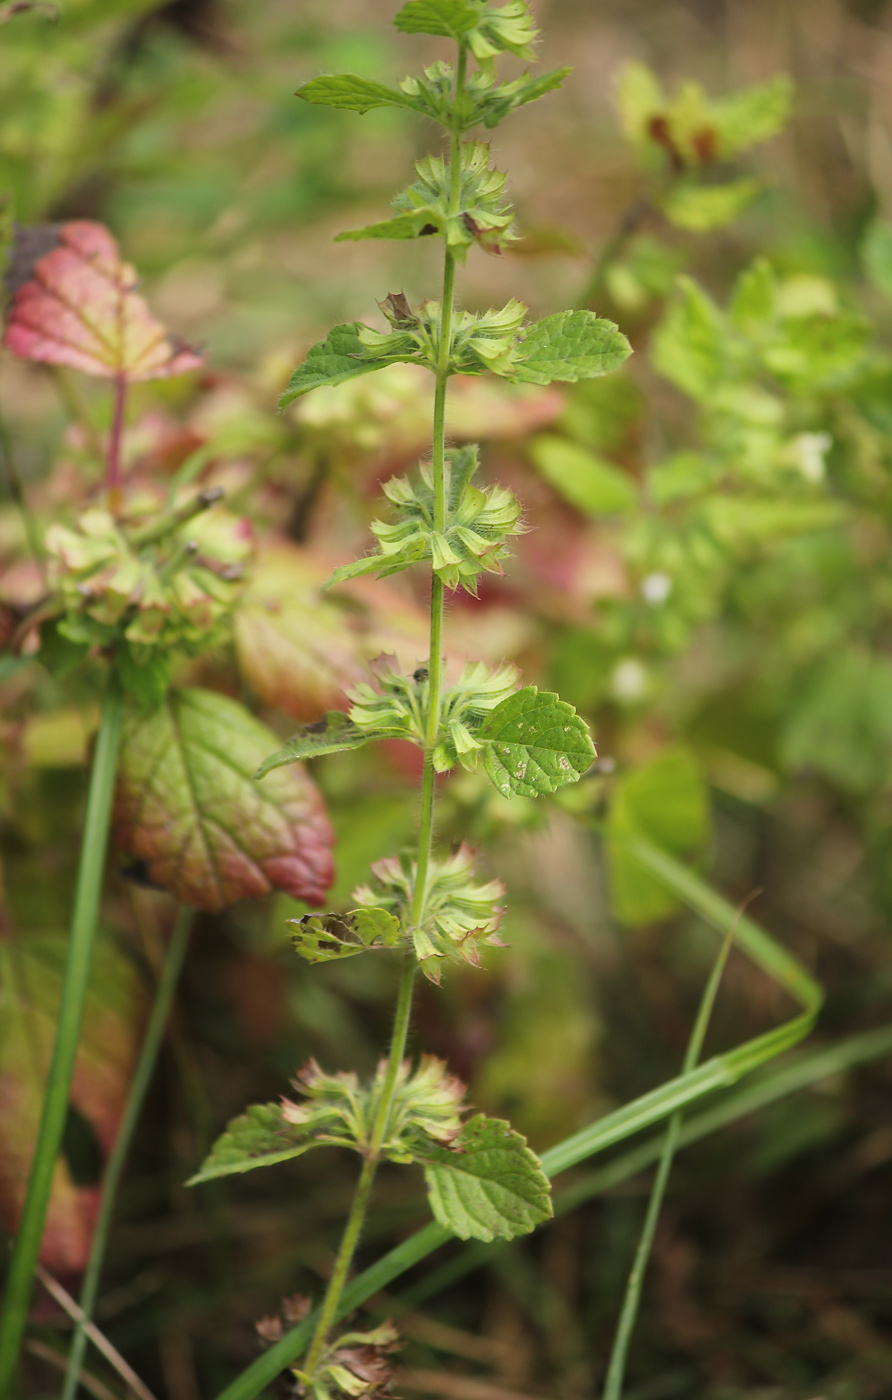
213 842 826 1400
61 906 194 1400
0 679 124 1394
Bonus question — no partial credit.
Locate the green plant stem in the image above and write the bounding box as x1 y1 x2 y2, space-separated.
300 48 470 1385
302 954 416 1379
61 905 194 1400
0 678 124 1395
601 919 737 1400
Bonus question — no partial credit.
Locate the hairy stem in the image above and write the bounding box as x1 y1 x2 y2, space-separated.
600 918 738 1400
0 678 124 1394
302 48 469 1384
61 906 194 1400
303 953 416 1378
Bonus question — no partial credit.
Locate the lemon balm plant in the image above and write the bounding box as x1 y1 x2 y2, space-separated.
186 0 631 1391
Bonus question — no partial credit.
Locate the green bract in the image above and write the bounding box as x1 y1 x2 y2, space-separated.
189 1055 467 1184
338 142 516 258
354 844 506 980
325 445 524 593
44 493 252 702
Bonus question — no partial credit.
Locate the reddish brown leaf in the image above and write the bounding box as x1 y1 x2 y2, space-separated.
3 221 205 381
114 687 334 912
234 540 434 722
0 916 145 1272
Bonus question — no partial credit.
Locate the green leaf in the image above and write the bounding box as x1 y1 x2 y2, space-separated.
651 277 724 401
335 212 432 244
114 688 334 912
662 178 759 232
512 310 632 386
711 75 793 157
479 686 595 799
394 0 479 38
254 713 378 778
187 1103 314 1184
289 908 403 963
279 324 416 408
863 219 892 303
418 1114 552 1242
296 74 420 114
780 650 892 794
730 256 777 335
606 746 709 925
529 434 637 515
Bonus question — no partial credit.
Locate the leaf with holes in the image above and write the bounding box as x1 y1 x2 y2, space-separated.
2 221 204 381
113 688 334 912
0 917 145 1271
289 908 403 963
479 686 595 799
416 1114 552 1242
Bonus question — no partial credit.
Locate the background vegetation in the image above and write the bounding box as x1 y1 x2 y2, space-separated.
2 1 892 1398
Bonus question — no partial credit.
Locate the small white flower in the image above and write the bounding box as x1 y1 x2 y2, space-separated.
611 658 649 702
641 571 672 606
793 431 832 483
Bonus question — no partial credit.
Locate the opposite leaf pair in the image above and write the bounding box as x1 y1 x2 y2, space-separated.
190 1055 552 1244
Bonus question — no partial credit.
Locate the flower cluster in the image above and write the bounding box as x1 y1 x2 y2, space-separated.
354 843 506 980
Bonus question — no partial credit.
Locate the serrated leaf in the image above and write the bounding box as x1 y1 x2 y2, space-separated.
651 277 724 401
479 686 595 799
279 324 416 409
607 746 709 925
417 1114 552 1242
187 1103 315 1184
394 0 478 38
255 714 376 778
3 221 204 382
511 310 632 386
289 907 403 963
0 923 145 1271
296 74 420 114
529 434 637 515
114 688 334 912
711 74 793 157
662 178 759 232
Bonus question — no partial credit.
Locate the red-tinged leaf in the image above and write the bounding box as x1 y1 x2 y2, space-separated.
233 540 434 722
3 221 205 382
0 917 145 1272
113 688 334 912
234 542 367 722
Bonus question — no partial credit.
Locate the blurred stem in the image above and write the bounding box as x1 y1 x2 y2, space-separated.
302 47 468 1386
0 677 124 1395
0 404 44 568
49 367 105 463
61 906 194 1400
600 918 738 1400
107 374 127 505
577 196 653 309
